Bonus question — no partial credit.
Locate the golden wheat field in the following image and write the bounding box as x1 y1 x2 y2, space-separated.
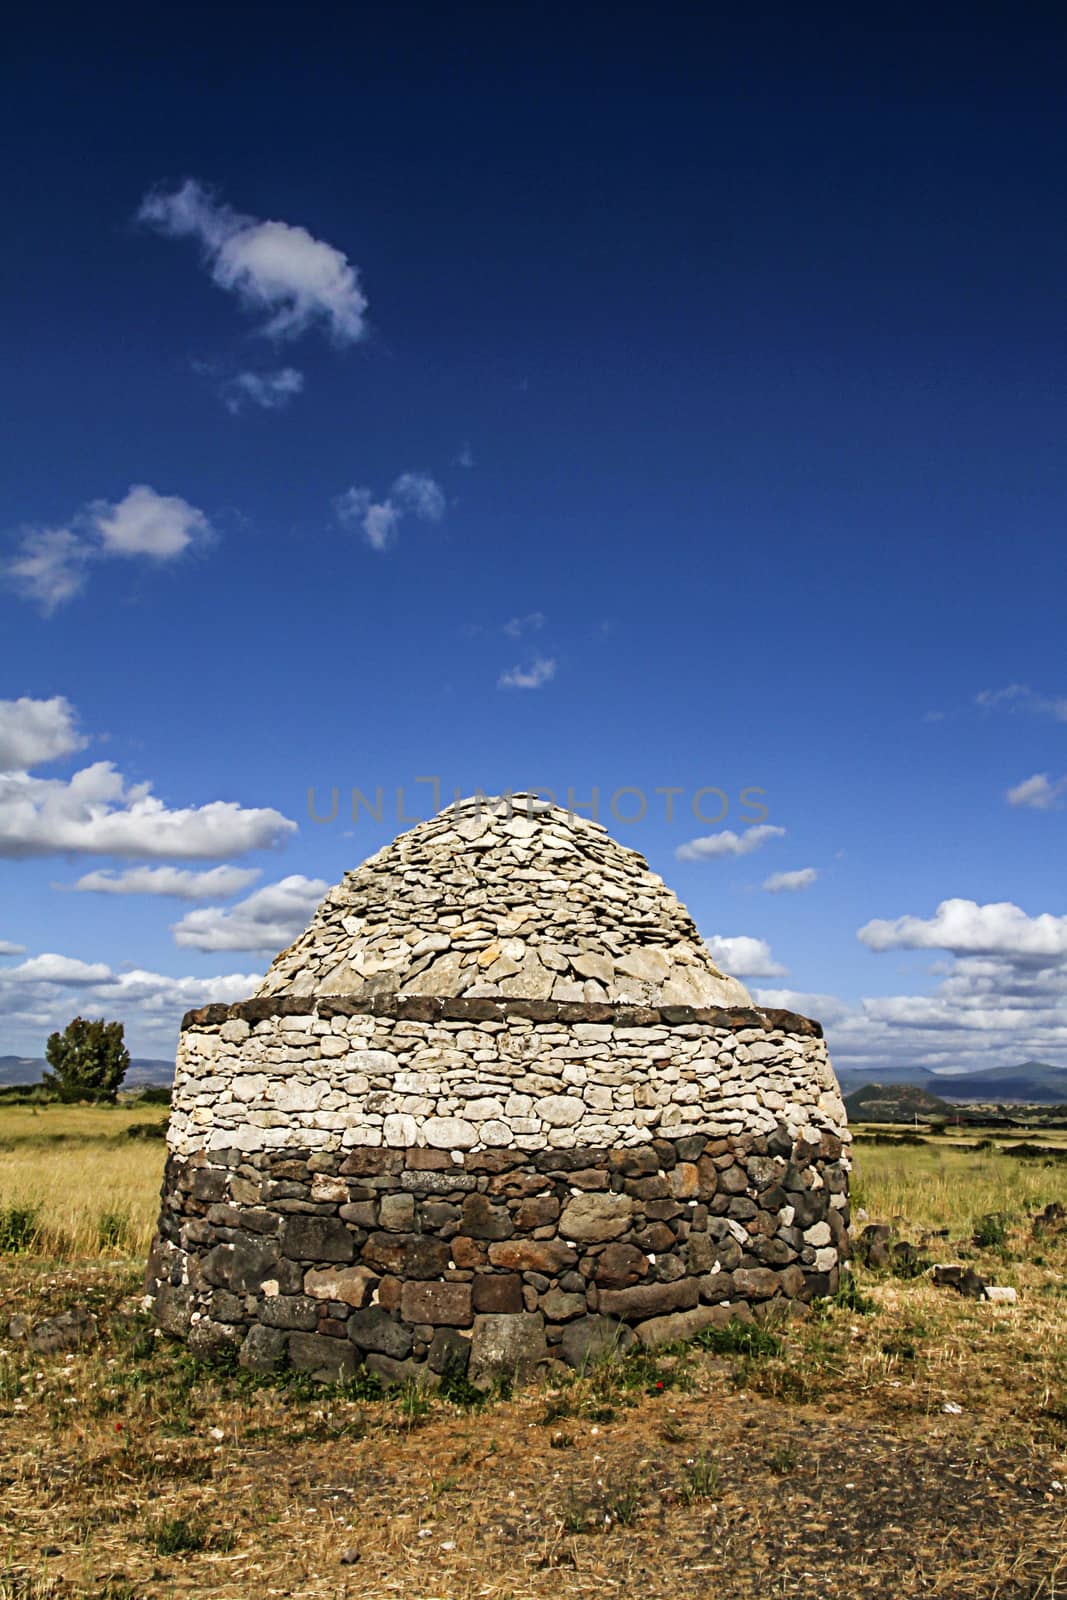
0 1102 166 1257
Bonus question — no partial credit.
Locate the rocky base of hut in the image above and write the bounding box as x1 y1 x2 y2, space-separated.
147 1122 849 1386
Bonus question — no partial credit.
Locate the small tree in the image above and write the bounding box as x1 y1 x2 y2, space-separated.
43 1016 129 1103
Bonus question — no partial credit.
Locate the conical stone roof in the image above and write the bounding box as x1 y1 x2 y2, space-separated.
258 794 752 1009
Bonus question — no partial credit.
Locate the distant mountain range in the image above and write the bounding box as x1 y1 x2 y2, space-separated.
0 1054 174 1088
835 1059 1067 1105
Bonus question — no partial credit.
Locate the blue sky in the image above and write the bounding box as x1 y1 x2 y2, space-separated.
2 7 1066 1072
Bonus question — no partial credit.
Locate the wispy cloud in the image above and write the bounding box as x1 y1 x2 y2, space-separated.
224 367 304 413
5 529 90 614
456 444 474 469
5 486 212 614
68 865 262 899
762 867 818 893
976 684 1067 722
392 472 445 522
502 612 545 639
0 949 262 1055
334 472 445 553
1006 773 1067 810
675 824 785 862
498 656 556 690
172 874 328 951
139 179 368 344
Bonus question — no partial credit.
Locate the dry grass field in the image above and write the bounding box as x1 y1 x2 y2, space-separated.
0 1107 1065 1599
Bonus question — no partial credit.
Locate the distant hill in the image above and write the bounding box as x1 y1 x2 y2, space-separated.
837 1058 1067 1105
0 1054 174 1088
844 1081 954 1123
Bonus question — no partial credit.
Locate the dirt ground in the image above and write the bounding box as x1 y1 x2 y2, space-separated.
1 1243 1065 1600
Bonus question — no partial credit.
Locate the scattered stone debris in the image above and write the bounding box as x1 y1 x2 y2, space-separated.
930 1266 1017 1304
1032 1200 1065 1237
853 1225 930 1276
6 1306 98 1354
931 1265 988 1300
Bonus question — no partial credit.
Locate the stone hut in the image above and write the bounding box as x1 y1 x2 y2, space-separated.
147 794 849 1384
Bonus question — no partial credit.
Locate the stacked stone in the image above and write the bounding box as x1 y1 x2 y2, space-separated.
165 997 844 1159
257 794 752 1009
150 1119 849 1386
148 796 850 1382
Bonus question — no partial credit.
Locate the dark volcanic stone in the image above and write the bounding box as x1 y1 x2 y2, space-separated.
399 1281 473 1327
513 1195 561 1229
340 1150 404 1176
559 1314 635 1368
361 1232 451 1279
202 1235 282 1293
428 1327 471 1375
487 1239 577 1273
607 1146 658 1177
288 1332 359 1382
26 1307 97 1356
190 1168 228 1203
460 1193 513 1240
239 1324 287 1373
472 1273 523 1314
280 1215 354 1263
594 1242 649 1288
597 1278 699 1321
348 1307 415 1358
258 1294 319 1331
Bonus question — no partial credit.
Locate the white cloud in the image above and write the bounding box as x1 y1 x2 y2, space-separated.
763 867 818 893
334 488 399 551
172 874 328 952
858 897 1067 959
0 761 295 861
68 865 262 900
0 951 262 1057
0 697 86 772
770 958 1067 1080
705 935 786 978
498 657 556 690
456 444 474 469
334 473 445 553
392 473 445 522
139 179 368 344
6 529 91 614
675 824 785 862
92 484 210 560
224 367 304 413
1006 773 1067 810
502 612 545 638
976 684 1067 722
0 940 26 956
10 954 113 985
5 487 212 613
752 988 853 1025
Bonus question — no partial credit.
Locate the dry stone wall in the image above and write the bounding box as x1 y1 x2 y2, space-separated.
256 794 753 1010
148 993 850 1383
